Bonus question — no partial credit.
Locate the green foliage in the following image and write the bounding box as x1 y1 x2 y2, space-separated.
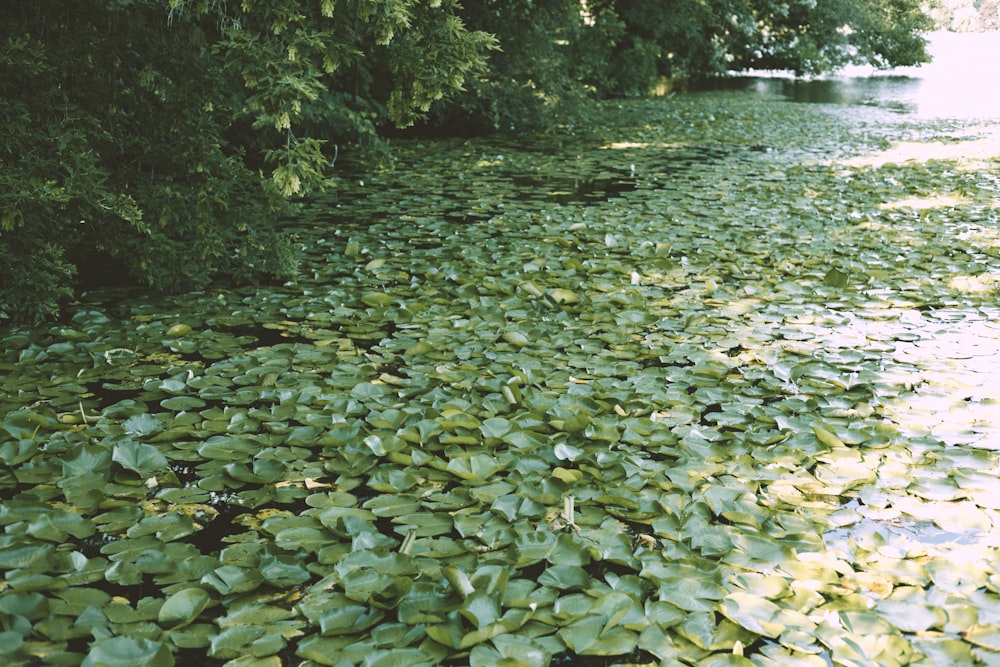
203 0 497 169
610 0 748 91
0 239 75 325
0 0 296 321
729 0 934 74
437 0 932 127
607 0 932 86
429 0 608 132
1 0 495 323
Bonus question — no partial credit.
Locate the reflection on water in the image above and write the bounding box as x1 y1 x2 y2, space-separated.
713 31 1000 120
702 76 924 114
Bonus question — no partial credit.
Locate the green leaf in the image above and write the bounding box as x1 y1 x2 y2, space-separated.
113 439 168 474
538 565 590 591
26 510 95 542
160 396 207 411
158 588 212 628
123 413 163 437
823 267 850 287
698 655 756 667
60 443 112 478
718 592 785 638
470 635 550 667
445 454 505 482
460 592 501 629
201 565 264 595
480 417 513 439
964 624 1000 651
317 604 383 635
82 637 174 667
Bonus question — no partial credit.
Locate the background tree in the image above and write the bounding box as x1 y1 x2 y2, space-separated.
925 0 1000 30
425 0 624 132
729 0 933 74
608 0 757 94
610 0 932 82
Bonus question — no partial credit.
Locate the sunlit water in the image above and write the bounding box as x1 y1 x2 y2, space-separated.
724 31 1000 120
872 31 1000 119
712 32 1000 553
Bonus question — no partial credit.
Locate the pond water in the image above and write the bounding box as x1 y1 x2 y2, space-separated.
714 31 1000 120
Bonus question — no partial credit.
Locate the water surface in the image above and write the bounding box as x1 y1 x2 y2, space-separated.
718 31 1000 120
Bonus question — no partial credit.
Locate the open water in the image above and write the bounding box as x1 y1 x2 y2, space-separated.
719 31 1000 121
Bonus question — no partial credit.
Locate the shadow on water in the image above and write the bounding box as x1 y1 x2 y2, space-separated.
503 145 738 206
510 174 638 204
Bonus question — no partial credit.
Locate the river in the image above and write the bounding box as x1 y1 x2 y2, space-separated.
721 31 1000 121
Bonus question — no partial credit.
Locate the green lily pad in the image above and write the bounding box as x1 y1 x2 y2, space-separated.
113 440 168 474
82 637 174 667
158 588 211 628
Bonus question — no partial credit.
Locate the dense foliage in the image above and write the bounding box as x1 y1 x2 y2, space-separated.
2 0 931 323
4 90 1000 666
0 0 494 323
438 0 933 122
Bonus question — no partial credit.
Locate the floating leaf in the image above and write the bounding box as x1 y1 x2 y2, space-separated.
810 423 845 448
26 510 95 542
965 624 1000 651
445 454 505 482
82 637 174 667
502 331 531 347
361 291 394 307
470 634 550 667
158 588 211 628
823 268 850 287
123 413 164 436
718 592 785 638
113 440 168 474
548 288 579 305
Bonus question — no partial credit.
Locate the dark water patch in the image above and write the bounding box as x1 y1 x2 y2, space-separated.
83 381 148 408
173 648 227 666
71 249 136 292
91 576 153 605
183 489 312 554
509 174 639 205
213 323 313 349
77 531 122 559
187 504 246 555
642 146 736 179
549 649 660 666
584 559 641 582
170 464 200 486
441 206 498 224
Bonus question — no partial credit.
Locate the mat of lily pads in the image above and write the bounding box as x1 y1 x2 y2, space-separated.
3 90 1000 667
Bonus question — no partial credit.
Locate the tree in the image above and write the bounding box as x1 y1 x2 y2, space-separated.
608 0 757 94
925 0 1000 30
727 0 933 75
0 0 495 323
424 0 623 132
578 0 931 97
